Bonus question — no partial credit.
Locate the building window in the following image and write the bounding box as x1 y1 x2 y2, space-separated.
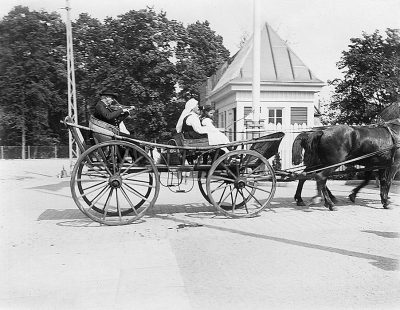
218 110 227 128
291 107 307 125
268 109 282 125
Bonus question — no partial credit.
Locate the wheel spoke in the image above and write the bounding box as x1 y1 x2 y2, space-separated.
209 174 234 183
238 189 250 214
222 163 237 179
84 184 110 211
82 166 110 178
121 168 154 179
231 189 239 211
120 187 139 216
86 183 110 206
217 186 236 209
102 188 114 220
77 181 109 199
210 182 232 194
124 178 156 189
80 179 108 193
124 177 154 191
115 190 122 221
122 182 153 202
246 183 272 194
243 186 263 207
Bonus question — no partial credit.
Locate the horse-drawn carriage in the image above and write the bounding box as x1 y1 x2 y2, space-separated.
64 116 285 225
64 114 400 226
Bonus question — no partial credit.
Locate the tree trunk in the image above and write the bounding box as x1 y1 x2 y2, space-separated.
21 118 26 159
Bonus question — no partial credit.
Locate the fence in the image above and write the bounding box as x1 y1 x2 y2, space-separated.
0 124 311 162
0 145 69 159
244 123 312 170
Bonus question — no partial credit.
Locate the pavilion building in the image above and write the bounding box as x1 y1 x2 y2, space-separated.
199 22 325 141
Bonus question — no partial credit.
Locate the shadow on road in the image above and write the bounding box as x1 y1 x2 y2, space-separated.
362 230 399 238
36 202 399 272
153 214 399 272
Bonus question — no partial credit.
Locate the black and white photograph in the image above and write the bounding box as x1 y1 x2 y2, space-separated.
0 0 399 309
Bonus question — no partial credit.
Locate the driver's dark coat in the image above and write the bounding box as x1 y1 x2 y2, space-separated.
93 99 129 126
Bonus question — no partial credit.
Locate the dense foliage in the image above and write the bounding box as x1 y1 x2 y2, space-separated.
0 6 230 146
0 6 66 146
327 28 400 124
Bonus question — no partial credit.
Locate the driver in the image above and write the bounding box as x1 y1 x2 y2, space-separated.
93 91 134 129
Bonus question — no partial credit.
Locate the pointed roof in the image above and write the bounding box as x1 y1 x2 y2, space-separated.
211 23 323 93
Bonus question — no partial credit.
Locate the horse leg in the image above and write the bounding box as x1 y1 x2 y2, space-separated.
379 165 399 209
295 166 319 206
316 170 337 211
326 186 337 203
294 179 307 206
349 170 372 203
310 181 322 205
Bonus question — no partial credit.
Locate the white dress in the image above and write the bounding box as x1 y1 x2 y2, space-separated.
201 118 230 146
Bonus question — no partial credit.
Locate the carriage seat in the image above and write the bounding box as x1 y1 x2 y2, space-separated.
173 132 209 147
89 115 120 144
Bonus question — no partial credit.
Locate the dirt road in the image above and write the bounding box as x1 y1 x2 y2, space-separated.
0 159 399 309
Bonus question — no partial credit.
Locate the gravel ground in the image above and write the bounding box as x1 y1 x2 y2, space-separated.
0 159 399 310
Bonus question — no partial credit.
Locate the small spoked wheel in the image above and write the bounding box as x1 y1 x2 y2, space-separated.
206 149 276 218
71 140 160 225
198 170 250 210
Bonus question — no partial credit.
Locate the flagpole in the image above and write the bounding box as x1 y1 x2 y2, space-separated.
252 0 261 123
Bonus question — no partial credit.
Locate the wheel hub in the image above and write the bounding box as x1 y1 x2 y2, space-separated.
235 177 247 189
109 175 122 188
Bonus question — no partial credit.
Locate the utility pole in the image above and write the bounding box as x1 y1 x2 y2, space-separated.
64 0 78 170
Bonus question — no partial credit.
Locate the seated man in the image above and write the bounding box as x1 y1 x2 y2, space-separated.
90 91 134 142
93 91 133 128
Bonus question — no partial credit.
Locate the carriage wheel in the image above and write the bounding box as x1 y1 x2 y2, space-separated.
198 170 251 210
206 150 276 218
71 141 160 225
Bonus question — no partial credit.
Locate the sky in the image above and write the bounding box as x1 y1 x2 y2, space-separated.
1 0 400 83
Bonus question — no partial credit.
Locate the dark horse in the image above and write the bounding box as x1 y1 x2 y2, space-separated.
292 130 337 206
292 119 400 210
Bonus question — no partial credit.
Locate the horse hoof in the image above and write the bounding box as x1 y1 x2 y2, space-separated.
349 193 356 203
329 206 338 211
296 201 306 207
310 197 322 205
383 204 392 209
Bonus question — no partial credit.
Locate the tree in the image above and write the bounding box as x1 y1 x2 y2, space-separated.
176 20 230 101
72 9 187 141
0 6 232 147
327 28 400 124
0 6 67 152
72 13 108 126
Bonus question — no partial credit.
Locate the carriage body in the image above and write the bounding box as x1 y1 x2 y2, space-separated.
64 117 284 225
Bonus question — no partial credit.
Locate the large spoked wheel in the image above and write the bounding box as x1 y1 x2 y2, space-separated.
71 140 160 225
206 150 276 218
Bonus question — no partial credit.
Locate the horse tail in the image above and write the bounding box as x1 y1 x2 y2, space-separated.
292 131 324 166
306 131 324 167
292 132 309 165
